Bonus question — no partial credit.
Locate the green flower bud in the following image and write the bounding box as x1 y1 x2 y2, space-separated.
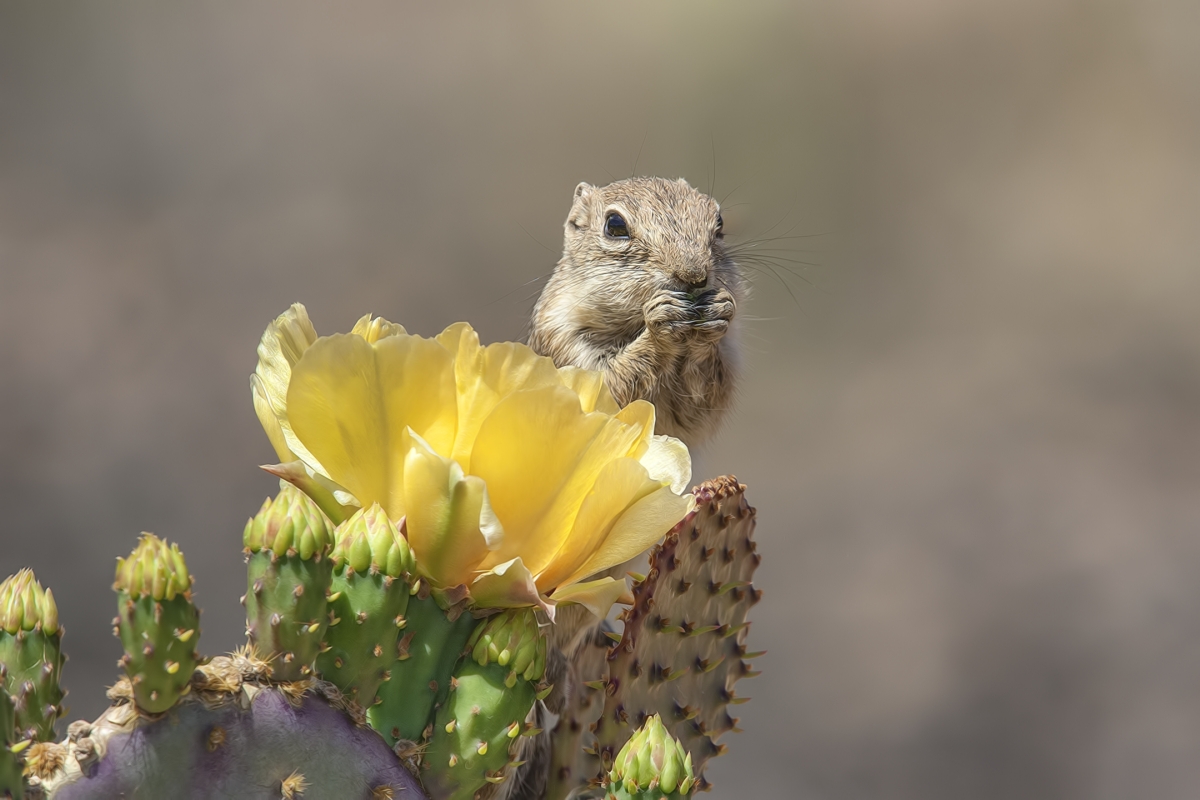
0 569 59 635
330 504 413 579
464 607 546 682
114 534 193 601
243 483 332 560
609 715 696 797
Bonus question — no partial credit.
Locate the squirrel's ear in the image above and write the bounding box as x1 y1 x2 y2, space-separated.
567 182 594 231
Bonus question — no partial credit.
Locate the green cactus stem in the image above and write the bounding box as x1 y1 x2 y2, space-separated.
604 714 695 799
590 476 762 792
113 534 202 714
1 688 25 800
367 591 476 748
423 608 549 800
315 504 414 706
0 570 64 742
242 484 334 682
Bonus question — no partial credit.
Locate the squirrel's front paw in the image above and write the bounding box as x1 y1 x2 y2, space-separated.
643 291 697 343
691 287 735 341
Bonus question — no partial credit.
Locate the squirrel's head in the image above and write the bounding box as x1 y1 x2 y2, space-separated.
562 177 732 292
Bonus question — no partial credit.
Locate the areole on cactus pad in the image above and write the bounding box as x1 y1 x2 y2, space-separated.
0 305 762 800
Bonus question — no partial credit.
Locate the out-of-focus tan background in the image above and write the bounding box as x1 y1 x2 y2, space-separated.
2 1 1198 797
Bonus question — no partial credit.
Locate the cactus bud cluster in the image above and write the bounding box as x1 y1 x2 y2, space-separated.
243 484 334 681
315 504 415 705
0 570 64 742
606 715 695 799
113 534 202 714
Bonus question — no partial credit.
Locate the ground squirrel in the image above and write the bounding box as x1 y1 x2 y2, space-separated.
505 178 745 800
528 177 744 448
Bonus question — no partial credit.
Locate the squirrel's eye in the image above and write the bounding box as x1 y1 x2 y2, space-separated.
605 213 630 239
715 214 724 239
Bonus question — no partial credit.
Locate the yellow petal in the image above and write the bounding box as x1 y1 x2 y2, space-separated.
351 313 407 343
533 458 659 592
639 435 691 495
471 386 647 576
556 485 692 590
469 558 553 619
403 432 501 588
556 367 619 414
437 323 563 471
549 577 631 621
252 304 319 463
285 333 457 519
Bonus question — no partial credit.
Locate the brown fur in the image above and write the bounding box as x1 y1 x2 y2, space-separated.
528 177 744 447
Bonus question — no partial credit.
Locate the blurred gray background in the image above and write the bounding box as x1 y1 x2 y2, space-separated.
2 2 1199 798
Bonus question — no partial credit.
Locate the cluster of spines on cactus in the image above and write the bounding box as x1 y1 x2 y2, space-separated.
113 533 202 714
316 503 415 706
242 483 334 681
0 569 64 744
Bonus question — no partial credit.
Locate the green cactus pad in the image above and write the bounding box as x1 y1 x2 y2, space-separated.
0 688 24 800
315 504 414 706
605 714 695 799
367 591 476 748
423 608 548 800
113 534 202 714
0 570 64 742
242 485 334 682
591 476 761 791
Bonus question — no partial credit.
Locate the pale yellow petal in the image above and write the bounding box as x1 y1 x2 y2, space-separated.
557 485 692 589
403 435 498 588
556 367 619 414
438 324 562 470
285 333 456 519
533 458 659 592
471 386 647 576
252 304 319 463
639 435 692 495
351 313 407 343
469 558 553 618
549 577 631 621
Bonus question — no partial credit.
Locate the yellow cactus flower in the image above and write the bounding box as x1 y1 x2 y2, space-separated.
253 304 692 619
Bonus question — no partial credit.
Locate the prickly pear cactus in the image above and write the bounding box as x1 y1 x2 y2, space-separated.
368 591 477 748
0 570 64 742
603 715 695 800
242 484 334 681
589 476 762 792
315 504 415 706
1 689 24 800
28 650 423 799
423 608 549 800
113 534 201 714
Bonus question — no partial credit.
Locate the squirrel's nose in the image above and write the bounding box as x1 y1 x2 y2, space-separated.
676 263 708 287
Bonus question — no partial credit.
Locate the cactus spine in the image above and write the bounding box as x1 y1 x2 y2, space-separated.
242 484 334 681
113 534 201 714
604 715 695 800
315 504 415 706
0 570 64 742
423 608 548 800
